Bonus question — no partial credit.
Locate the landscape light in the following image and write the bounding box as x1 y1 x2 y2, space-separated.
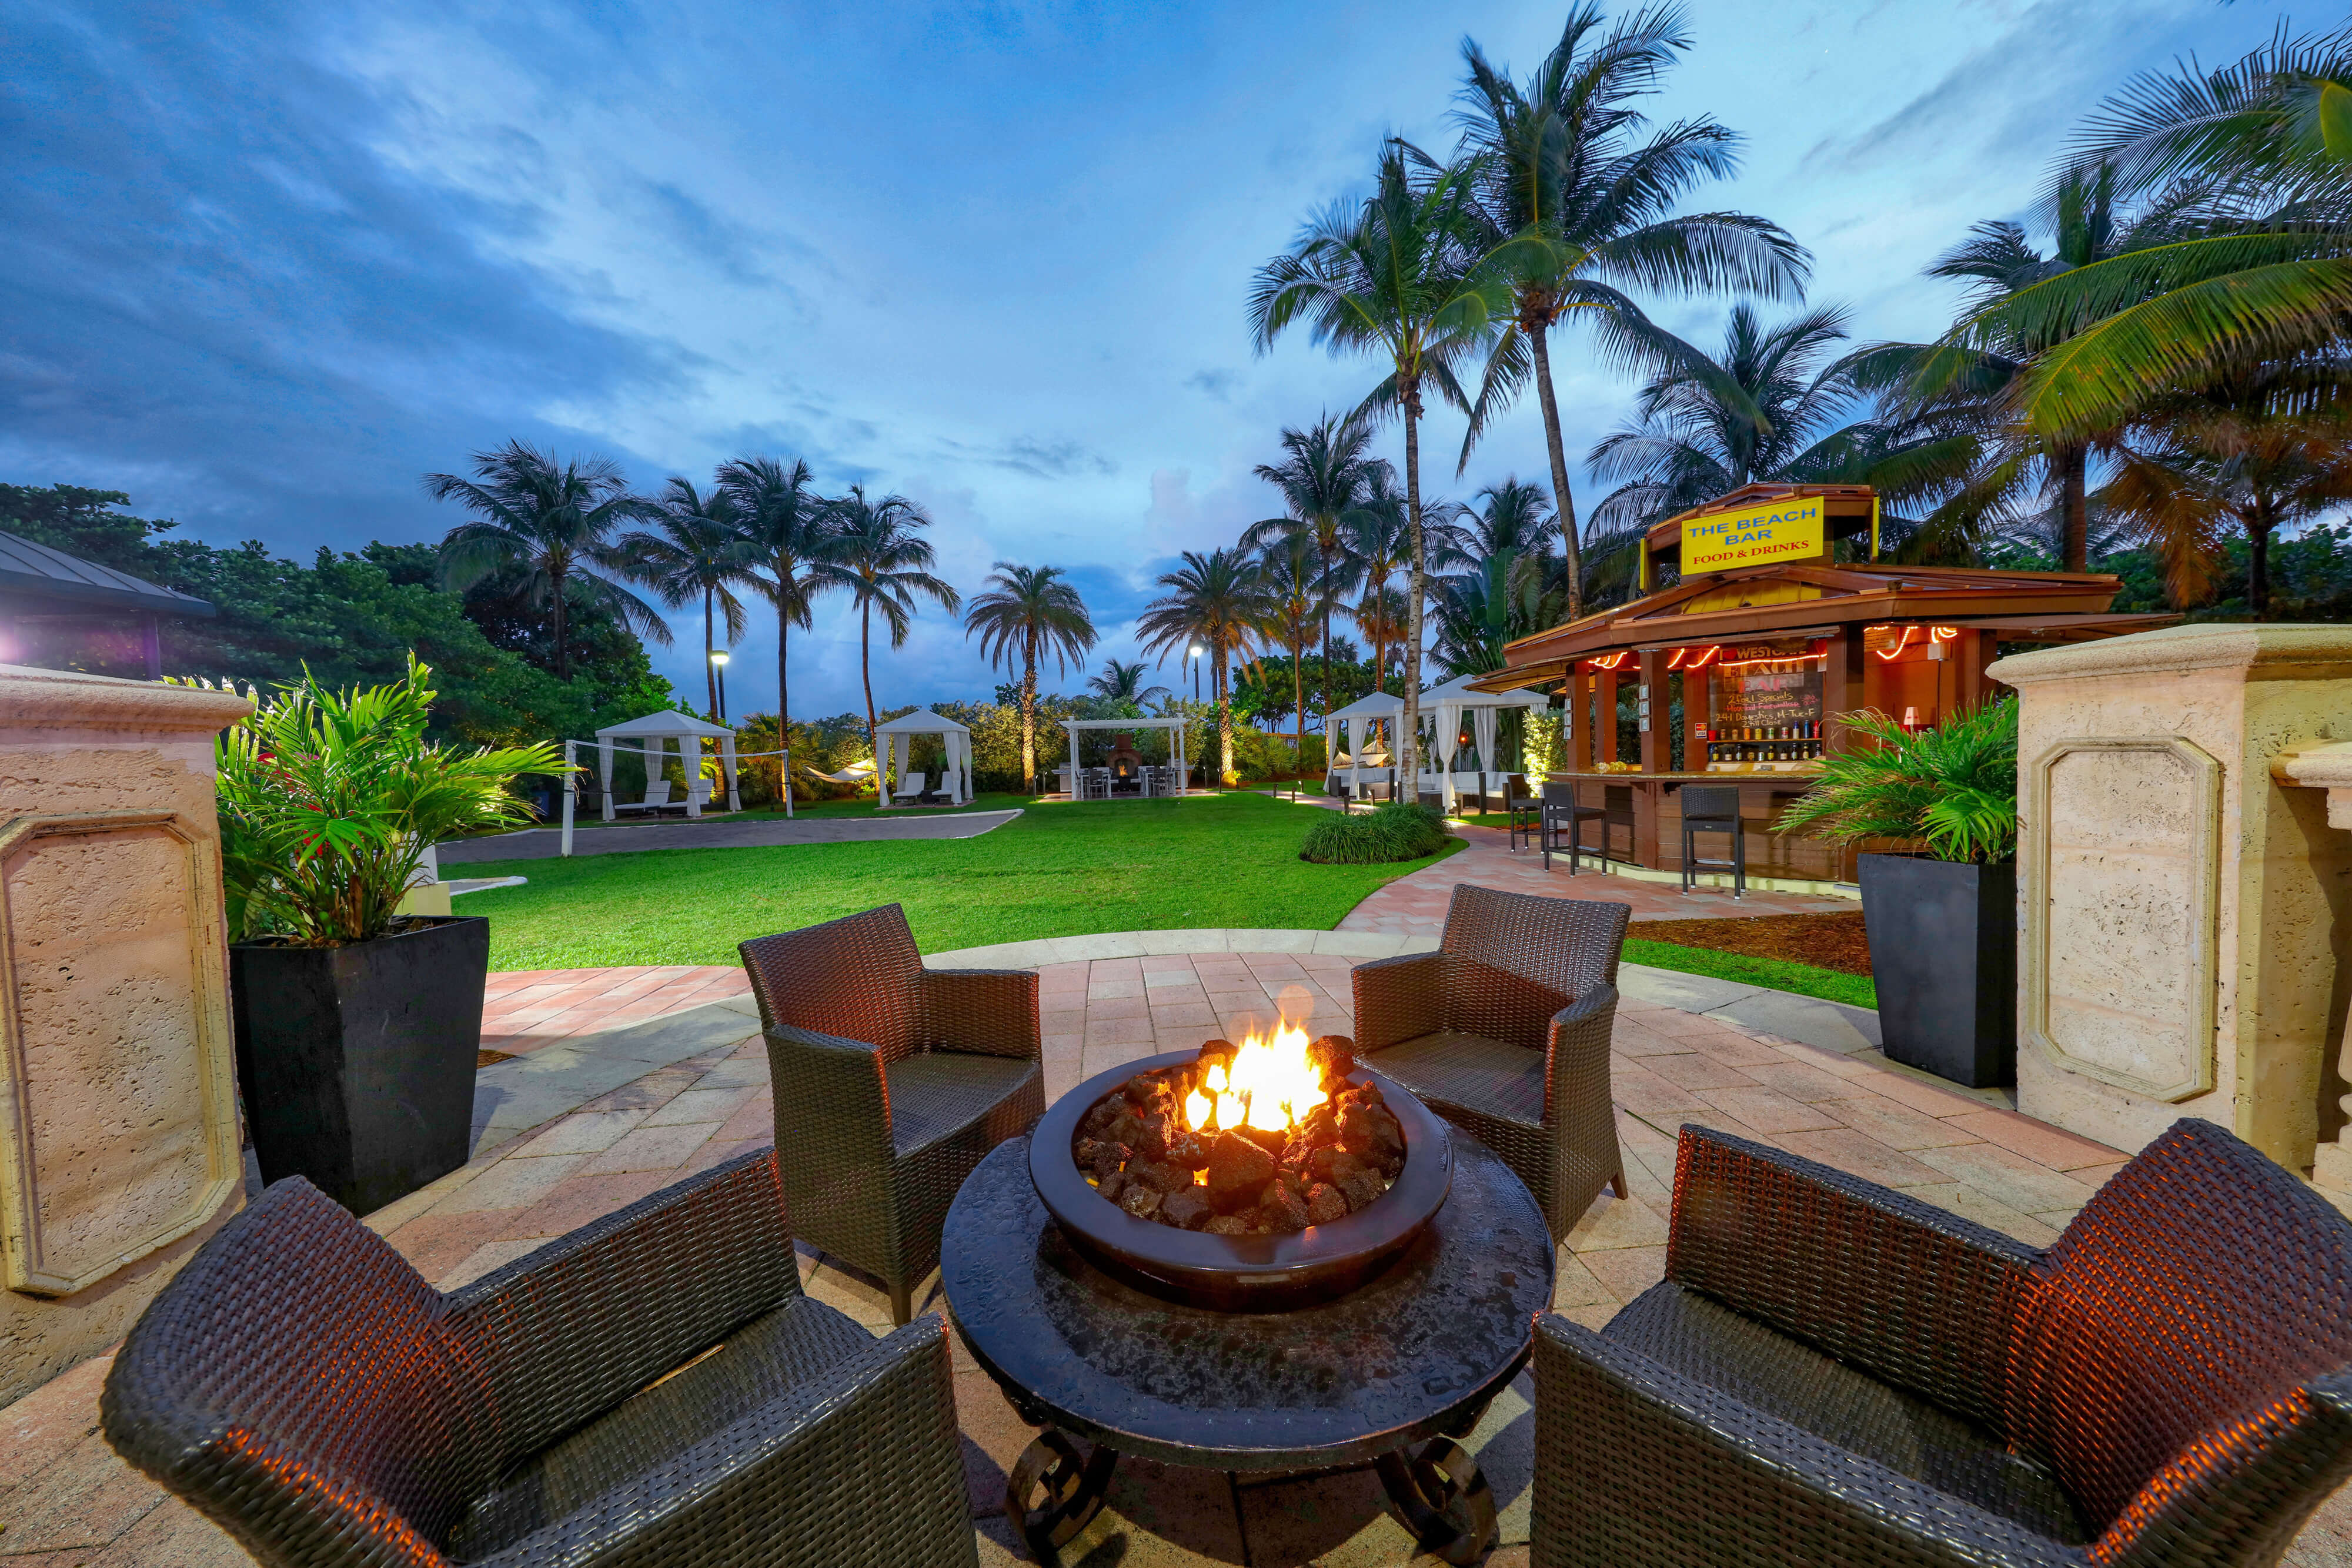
710 650 730 666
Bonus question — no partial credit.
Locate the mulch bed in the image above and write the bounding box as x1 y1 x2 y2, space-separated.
1633 911 1872 976
476 1048 518 1068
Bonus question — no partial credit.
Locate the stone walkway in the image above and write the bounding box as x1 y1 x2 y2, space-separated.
22 935 2349 1566
1342 820 1853 938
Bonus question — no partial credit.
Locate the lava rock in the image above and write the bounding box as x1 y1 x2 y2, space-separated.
1130 1112 1174 1162
1260 1181 1310 1233
1277 1166 1309 1198
1298 1106 1340 1147
1203 1213 1250 1236
1161 1187 1214 1230
1097 1170 1129 1203
1339 1170 1384 1213
1080 1101 1120 1138
1165 1131 1208 1170
1134 1160 1194 1195
1308 1035 1355 1079
1205 1131 1276 1212
1091 1141 1134 1180
1309 1146 1367 1185
1238 1123 1289 1158
1305 1182 1348 1225
1339 1102 1404 1162
1118 1183 1163 1220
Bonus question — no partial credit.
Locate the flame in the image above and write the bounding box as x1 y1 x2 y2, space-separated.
1184 1021 1328 1136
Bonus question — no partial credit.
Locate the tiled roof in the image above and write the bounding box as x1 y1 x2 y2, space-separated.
0 527 214 616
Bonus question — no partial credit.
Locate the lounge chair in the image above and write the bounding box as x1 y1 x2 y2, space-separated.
102 1151 978 1567
890 771 928 805
610 780 671 815
1534 1118 2352 1567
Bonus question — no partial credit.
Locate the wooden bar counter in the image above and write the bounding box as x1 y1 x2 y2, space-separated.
1543 769 1848 884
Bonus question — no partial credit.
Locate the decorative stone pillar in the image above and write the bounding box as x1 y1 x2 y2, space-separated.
2272 739 2352 1196
0 664 250 1405
1990 626 2352 1170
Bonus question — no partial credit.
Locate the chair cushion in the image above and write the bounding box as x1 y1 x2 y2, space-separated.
1369 1030 1546 1126
887 1051 1043 1156
2007 1118 2352 1532
447 1293 875 1560
1607 1282 2087 1544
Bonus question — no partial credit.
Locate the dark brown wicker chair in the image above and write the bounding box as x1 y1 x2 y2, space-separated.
1533 1119 2352 1568
739 902 1045 1325
1353 883 1631 1237
102 1149 978 1568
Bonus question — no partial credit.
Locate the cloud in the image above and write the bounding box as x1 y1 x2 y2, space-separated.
1186 369 1241 402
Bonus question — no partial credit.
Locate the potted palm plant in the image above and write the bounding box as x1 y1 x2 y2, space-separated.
1774 698 2019 1088
205 657 564 1212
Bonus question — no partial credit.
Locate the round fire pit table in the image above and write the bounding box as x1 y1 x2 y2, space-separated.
941 1130 1553 1564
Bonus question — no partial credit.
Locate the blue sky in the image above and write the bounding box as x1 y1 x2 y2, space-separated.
0 0 2291 719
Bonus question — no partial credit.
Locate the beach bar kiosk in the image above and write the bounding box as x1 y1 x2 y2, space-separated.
1469 483 2177 889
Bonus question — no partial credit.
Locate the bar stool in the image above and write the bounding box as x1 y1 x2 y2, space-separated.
1678 783 1746 897
1579 783 1639 874
1539 781 1604 872
1506 773 1541 850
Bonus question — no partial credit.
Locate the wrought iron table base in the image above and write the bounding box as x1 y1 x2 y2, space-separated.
1006 1427 1496 1566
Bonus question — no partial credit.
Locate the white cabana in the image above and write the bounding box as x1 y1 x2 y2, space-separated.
1415 672 1548 812
1058 715 1190 799
874 708 972 807
594 710 739 821
1324 691 1405 803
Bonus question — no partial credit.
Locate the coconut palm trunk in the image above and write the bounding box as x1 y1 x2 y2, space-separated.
702 587 719 719
1399 398 1426 786
860 600 877 762
2057 443 2089 573
1215 643 1234 780
1021 625 1039 790
549 563 571 679
1526 322 1583 620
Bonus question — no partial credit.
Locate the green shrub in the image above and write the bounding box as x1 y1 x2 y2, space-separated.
1298 801 1451 864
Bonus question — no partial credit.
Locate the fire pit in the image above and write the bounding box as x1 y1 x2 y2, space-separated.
1029 1024 1451 1309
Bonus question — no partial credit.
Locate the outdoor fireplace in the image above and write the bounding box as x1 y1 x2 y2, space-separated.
1107 731 1143 787
1030 1024 1452 1309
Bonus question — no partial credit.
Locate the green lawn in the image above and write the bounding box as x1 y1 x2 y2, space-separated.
457 790 1462 971
1623 938 1877 1010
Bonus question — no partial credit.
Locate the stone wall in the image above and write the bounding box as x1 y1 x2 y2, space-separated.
1992 626 2352 1170
0 664 250 1405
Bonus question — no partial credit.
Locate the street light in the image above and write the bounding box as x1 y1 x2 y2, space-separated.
1188 642 1204 701
709 648 730 725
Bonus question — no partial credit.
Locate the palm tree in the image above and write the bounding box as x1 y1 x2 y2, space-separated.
964 563 1097 791
1253 533 1324 764
1852 173 2181 570
2104 361 2352 614
1135 549 1264 784
1332 465 1414 691
717 455 837 736
1251 140 1518 784
1979 28 2352 439
1238 412 1378 730
1087 658 1172 706
1452 5 1809 618
811 486 961 754
423 440 670 680
622 478 760 720
1586 302 1859 540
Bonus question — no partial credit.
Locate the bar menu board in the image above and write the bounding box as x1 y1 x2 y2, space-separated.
1710 641 1823 732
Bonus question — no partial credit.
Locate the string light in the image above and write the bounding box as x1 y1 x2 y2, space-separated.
1873 626 1919 661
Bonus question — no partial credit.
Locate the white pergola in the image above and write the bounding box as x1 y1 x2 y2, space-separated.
1415 671 1547 812
594 710 738 820
1324 691 1404 801
1060 716 1189 798
875 708 973 807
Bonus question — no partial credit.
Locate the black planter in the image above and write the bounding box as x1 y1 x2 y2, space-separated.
230 915 490 1214
1857 853 2016 1088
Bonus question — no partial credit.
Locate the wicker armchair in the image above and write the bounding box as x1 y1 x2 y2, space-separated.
1353 883 1631 1237
1534 1119 2352 1568
739 902 1045 1325
102 1149 978 1568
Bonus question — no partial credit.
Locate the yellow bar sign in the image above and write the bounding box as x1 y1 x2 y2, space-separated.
1682 496 1825 572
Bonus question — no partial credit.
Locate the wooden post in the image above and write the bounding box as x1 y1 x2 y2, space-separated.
1957 630 1997 711
1681 667 1710 771
1596 668 1618 766
1569 666 1594 771
1636 650 1667 864
1823 627 1867 756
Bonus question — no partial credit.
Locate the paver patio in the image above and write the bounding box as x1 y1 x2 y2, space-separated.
18 933 2352 1564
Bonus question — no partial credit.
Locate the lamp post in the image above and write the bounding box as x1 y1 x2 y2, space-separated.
710 648 730 726
1188 642 1203 702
